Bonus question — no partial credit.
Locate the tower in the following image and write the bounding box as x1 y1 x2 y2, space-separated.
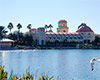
57 20 69 33
36 27 46 45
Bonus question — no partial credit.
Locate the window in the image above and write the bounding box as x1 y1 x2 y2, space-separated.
78 37 80 39
81 33 84 35
58 37 60 39
88 33 91 35
63 30 66 32
66 37 68 39
49 37 51 39
70 37 72 39
54 37 56 39
74 37 77 39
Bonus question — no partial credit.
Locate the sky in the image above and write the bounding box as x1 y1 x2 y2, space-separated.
0 0 100 34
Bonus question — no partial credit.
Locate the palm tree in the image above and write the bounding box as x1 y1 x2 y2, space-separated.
92 35 100 47
44 25 48 32
17 23 22 42
7 22 13 33
0 26 8 38
49 24 53 32
27 24 32 30
27 24 32 35
78 23 86 29
17 23 22 32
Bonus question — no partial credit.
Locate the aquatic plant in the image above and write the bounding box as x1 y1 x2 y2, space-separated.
0 65 54 80
0 65 8 80
39 74 54 80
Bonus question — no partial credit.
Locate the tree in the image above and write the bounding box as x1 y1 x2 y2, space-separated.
78 23 86 29
17 32 34 46
7 22 13 33
92 35 100 46
27 24 32 30
17 23 22 42
69 41 77 47
27 24 32 35
49 24 53 32
17 23 22 32
24 33 34 46
7 31 18 40
0 26 8 38
44 25 48 32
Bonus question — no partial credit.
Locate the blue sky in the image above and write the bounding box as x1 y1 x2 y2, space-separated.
0 0 100 34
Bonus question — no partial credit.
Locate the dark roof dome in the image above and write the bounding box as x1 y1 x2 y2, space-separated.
76 23 93 32
58 20 67 23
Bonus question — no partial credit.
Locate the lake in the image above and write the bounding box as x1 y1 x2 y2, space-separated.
0 49 100 80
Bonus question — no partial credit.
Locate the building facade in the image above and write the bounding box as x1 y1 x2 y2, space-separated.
31 20 95 45
0 38 15 48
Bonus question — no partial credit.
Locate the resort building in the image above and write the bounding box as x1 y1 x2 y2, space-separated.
31 20 95 45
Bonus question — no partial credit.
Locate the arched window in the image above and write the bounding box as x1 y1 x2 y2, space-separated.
88 33 91 35
70 37 72 39
49 37 51 39
54 37 56 39
41 40 44 45
63 30 66 32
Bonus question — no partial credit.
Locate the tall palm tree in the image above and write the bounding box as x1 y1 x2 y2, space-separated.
7 22 13 33
17 23 22 41
44 25 48 32
49 24 53 32
0 26 8 38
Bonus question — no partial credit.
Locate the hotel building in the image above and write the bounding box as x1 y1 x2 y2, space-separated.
30 20 95 45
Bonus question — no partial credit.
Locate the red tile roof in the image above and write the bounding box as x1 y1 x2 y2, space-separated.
76 26 93 32
58 20 67 23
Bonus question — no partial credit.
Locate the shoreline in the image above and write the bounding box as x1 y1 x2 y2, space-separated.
0 46 100 50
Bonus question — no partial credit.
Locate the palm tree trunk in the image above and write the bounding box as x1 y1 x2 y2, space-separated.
17 30 20 45
50 27 51 31
46 28 47 32
10 29 11 34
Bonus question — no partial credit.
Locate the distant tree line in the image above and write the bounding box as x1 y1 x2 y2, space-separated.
92 34 100 47
0 22 34 46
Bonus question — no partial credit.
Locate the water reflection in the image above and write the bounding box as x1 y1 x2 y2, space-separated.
0 51 6 65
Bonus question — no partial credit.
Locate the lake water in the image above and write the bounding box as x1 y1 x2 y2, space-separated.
0 49 100 80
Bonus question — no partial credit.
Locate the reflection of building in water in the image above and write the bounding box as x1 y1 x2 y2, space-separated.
0 51 6 65
31 20 95 45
